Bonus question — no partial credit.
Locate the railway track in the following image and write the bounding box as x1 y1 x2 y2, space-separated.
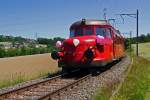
0 70 91 100
0 56 130 100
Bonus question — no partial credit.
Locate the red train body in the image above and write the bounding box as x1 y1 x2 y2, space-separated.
51 19 125 69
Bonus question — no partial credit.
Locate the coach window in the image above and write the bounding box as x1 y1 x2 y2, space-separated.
70 29 75 37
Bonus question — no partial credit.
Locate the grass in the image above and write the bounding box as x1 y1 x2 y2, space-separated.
0 72 26 88
93 55 150 100
132 42 150 60
0 70 62 88
92 87 113 100
112 56 150 100
0 71 52 88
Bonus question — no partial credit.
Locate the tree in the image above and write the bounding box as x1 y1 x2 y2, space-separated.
0 48 5 58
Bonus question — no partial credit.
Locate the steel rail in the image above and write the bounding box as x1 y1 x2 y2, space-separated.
38 74 91 100
0 74 64 99
0 69 80 100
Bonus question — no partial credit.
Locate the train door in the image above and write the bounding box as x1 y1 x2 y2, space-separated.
96 27 113 60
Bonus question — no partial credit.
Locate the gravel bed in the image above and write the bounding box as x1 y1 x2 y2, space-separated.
51 56 130 100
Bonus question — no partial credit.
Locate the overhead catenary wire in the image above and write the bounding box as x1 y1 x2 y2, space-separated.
116 10 139 56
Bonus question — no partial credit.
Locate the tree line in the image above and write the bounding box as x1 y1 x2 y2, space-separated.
125 33 150 50
0 35 64 58
131 33 150 43
0 47 53 58
0 35 27 43
37 37 64 46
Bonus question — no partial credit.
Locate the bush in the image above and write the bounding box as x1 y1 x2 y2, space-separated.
0 48 5 58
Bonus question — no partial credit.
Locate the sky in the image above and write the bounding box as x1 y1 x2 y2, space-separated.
0 0 149 39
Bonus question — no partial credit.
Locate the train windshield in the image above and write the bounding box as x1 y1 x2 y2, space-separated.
70 27 93 37
70 29 83 37
96 28 111 38
84 27 93 35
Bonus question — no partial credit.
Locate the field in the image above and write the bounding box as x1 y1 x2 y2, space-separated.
0 53 59 88
132 42 150 60
132 42 150 99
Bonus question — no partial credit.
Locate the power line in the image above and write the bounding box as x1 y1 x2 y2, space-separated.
116 9 139 56
103 8 107 20
108 18 116 27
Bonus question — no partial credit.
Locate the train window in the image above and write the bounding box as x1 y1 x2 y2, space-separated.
105 29 112 38
70 29 75 37
96 28 111 38
85 27 93 35
96 28 105 37
70 28 83 37
76 29 83 36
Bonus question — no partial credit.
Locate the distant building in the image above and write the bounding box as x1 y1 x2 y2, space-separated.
35 44 47 48
0 41 47 49
0 42 13 49
13 42 24 48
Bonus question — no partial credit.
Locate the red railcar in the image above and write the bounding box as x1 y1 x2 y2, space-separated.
51 19 125 70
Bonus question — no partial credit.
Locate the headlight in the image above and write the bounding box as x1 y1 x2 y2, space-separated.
73 39 80 46
56 41 62 48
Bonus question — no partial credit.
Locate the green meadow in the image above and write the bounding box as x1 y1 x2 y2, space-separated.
132 42 150 60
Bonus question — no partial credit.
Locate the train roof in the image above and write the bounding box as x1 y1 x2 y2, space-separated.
70 19 111 28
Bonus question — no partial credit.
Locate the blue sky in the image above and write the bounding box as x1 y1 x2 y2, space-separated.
0 0 149 39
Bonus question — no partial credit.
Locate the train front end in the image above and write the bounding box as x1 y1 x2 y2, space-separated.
51 19 113 69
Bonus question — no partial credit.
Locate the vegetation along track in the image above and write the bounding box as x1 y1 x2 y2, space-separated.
0 70 91 100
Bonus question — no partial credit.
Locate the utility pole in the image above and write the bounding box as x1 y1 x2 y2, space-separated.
35 33 38 40
103 8 107 20
136 9 139 56
129 31 132 56
35 33 39 44
117 9 139 56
